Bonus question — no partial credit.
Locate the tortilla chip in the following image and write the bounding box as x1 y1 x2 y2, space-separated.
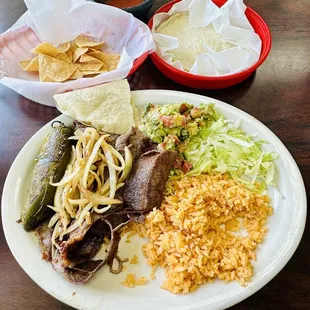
19 56 39 72
69 69 84 80
74 35 104 50
87 51 120 71
81 66 108 77
21 35 111 82
75 62 103 72
86 51 109 62
66 49 74 62
88 48 100 52
79 54 103 64
19 61 30 70
40 75 56 82
81 70 107 76
99 63 108 71
53 80 136 134
38 54 77 82
92 43 104 51
70 42 78 52
58 42 71 53
102 55 120 71
103 54 120 71
131 99 141 126
73 47 88 62
31 42 68 57
56 53 71 64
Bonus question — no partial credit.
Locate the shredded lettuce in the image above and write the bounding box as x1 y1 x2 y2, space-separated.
184 107 278 193
141 102 277 193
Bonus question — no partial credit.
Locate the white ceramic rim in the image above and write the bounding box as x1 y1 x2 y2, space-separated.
2 90 307 310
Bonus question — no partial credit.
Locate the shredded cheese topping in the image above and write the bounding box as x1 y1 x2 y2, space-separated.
48 127 132 248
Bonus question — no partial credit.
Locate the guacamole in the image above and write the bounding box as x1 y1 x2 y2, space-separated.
141 102 219 152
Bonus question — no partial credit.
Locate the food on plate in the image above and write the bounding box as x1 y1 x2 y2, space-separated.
141 102 216 145
130 255 138 264
22 123 73 231
48 127 134 283
23 114 176 283
19 35 120 82
47 127 129 249
128 173 272 294
156 12 235 71
119 100 276 294
21 83 276 292
123 149 177 211
121 273 147 288
141 103 277 192
54 80 138 134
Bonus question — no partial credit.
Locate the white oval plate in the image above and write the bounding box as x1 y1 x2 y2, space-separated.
2 90 307 310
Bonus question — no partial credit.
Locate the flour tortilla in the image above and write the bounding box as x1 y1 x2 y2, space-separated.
156 12 234 71
54 79 137 134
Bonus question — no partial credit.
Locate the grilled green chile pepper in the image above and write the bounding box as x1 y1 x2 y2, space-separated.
22 123 73 231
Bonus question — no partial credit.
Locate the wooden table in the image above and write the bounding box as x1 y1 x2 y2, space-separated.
0 0 309 309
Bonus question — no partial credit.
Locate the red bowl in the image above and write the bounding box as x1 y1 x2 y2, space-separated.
148 0 272 89
129 51 149 75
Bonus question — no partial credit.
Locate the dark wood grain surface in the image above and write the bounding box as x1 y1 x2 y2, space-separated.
0 0 309 309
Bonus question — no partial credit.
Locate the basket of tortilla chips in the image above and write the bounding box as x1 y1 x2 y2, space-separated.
0 0 155 106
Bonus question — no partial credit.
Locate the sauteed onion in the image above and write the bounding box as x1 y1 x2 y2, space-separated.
48 127 132 248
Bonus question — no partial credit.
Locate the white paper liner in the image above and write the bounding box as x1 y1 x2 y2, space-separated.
152 0 262 77
0 0 155 106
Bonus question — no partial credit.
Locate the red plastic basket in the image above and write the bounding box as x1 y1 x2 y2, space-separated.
148 0 272 89
128 52 149 76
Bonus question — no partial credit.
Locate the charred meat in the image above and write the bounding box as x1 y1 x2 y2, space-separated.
123 150 177 212
34 126 176 284
115 127 156 160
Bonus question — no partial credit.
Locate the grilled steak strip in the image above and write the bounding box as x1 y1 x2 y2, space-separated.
36 222 53 262
123 150 178 212
115 127 156 160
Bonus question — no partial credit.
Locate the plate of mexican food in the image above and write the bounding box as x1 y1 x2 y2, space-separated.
2 80 306 310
